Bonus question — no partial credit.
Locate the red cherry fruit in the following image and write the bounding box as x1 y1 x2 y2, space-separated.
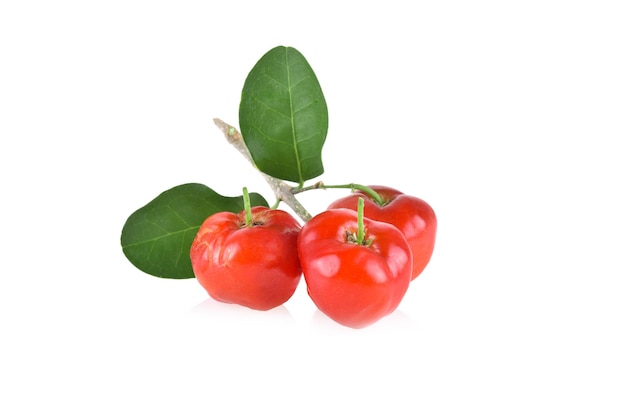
190 207 302 311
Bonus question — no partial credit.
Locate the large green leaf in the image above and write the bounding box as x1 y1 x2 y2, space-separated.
121 183 268 279
239 46 328 185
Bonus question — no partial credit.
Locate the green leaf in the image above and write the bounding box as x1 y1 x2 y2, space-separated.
239 46 328 185
121 183 268 279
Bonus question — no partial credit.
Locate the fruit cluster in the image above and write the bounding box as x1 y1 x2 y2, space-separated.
190 185 436 329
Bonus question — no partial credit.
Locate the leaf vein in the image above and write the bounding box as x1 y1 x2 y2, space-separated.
166 204 192 228
122 226 200 248
251 95 291 120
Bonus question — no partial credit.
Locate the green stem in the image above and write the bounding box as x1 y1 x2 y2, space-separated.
345 197 372 246
356 197 366 245
295 182 386 206
242 187 252 226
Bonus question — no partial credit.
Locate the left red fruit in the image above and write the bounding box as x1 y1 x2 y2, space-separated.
190 206 302 311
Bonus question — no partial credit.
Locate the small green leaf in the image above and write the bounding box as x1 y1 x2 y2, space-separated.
121 183 268 279
239 46 328 185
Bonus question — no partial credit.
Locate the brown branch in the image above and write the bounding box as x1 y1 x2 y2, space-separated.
213 118 312 222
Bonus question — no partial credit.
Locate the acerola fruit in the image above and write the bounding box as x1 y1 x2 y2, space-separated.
298 208 412 328
190 207 302 311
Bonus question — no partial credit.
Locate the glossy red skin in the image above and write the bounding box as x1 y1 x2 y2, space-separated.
190 206 302 311
298 208 412 329
328 185 437 280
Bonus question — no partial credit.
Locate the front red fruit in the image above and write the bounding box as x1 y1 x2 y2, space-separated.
190 206 302 311
297 208 412 329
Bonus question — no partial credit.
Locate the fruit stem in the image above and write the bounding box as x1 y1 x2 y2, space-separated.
297 182 386 206
357 197 366 244
243 187 252 226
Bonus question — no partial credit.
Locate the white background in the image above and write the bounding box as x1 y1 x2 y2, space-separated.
2 1 625 417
